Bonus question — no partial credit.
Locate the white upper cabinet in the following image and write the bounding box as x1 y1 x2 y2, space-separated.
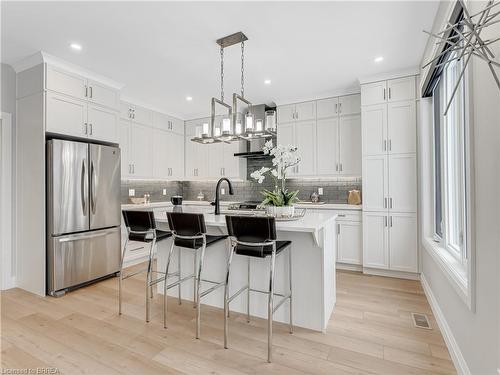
316 118 339 175
362 76 415 106
295 101 316 121
44 64 120 142
208 143 225 178
152 129 184 179
317 97 339 119
277 104 296 123
295 120 316 176
362 104 387 156
46 91 87 138
387 76 416 102
129 123 153 178
153 112 184 135
223 141 246 179
338 114 361 176
338 94 361 116
119 121 130 178
87 80 120 110
388 154 417 213
46 65 87 100
362 155 387 212
387 100 416 154
121 101 153 126
277 101 316 123
361 81 387 106
87 104 119 143
277 94 361 178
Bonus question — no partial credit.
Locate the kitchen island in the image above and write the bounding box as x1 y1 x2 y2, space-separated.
128 204 338 332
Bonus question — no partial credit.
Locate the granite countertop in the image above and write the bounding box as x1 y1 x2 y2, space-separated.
121 200 362 211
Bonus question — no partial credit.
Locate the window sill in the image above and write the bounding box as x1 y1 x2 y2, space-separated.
422 237 471 307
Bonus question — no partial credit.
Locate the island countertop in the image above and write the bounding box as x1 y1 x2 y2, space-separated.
152 205 338 235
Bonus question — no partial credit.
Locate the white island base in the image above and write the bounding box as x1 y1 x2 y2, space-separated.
153 208 337 332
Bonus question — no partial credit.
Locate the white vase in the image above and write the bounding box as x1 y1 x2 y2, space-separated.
266 205 295 218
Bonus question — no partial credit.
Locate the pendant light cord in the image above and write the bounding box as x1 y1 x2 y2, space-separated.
241 37 245 98
220 45 224 102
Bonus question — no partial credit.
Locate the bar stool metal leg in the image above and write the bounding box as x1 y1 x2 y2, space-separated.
146 238 156 323
224 244 235 349
163 240 176 328
195 242 207 339
118 236 129 315
267 246 276 363
178 247 182 305
193 251 197 308
247 257 251 323
289 246 293 334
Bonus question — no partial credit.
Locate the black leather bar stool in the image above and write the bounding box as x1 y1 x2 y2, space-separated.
120 210 173 322
165 212 228 338
224 215 293 363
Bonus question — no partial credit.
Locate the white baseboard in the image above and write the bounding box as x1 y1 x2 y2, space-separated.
336 263 362 272
1 276 16 291
420 273 470 375
362 267 420 280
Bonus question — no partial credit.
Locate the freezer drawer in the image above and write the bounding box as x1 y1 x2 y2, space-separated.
47 227 121 295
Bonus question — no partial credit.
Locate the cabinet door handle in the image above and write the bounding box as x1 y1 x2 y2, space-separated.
390 216 393 227
384 197 387 209
337 224 340 234
89 123 93 135
90 86 93 99
335 103 338 114
84 122 88 135
383 88 386 100
339 163 343 172
389 198 393 209
85 86 88 98
383 140 387 151
388 139 392 151
339 103 342 114
384 216 387 227
335 163 338 172
388 87 391 100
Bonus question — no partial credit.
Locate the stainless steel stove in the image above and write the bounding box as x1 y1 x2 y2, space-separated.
224 201 266 215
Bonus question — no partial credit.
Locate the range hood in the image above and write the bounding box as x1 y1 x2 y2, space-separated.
234 104 276 159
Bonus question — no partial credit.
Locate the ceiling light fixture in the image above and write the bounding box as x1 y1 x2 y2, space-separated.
374 56 384 63
186 96 193 101
264 79 271 85
70 43 82 51
191 31 276 144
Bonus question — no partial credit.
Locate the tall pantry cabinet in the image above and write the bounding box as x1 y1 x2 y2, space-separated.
361 76 418 274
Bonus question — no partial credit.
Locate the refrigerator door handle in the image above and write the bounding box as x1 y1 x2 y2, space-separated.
58 230 116 243
81 159 88 215
90 160 97 214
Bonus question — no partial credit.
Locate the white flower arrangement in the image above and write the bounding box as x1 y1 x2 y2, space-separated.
250 140 301 207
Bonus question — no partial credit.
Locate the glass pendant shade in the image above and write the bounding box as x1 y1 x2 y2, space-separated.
222 117 231 135
245 112 254 132
255 119 263 133
265 110 276 132
202 123 210 137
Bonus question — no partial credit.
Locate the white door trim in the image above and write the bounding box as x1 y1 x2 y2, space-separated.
1 112 15 290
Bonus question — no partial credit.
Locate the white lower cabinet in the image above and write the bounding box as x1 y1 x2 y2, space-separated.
362 211 417 272
337 220 362 265
362 212 389 269
388 213 418 272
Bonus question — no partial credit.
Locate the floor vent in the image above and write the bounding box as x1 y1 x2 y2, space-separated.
412 313 432 330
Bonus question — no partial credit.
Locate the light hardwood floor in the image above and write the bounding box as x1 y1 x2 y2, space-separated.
1 265 456 374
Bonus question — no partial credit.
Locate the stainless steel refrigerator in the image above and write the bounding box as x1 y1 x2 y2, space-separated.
47 139 121 296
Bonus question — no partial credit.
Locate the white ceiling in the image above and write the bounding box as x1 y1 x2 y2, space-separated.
1 1 438 119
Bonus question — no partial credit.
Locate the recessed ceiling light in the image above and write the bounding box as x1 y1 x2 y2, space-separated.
264 79 271 85
186 96 193 101
70 43 82 51
374 56 384 63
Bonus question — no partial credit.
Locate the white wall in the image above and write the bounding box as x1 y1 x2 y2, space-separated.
419 2 500 374
1 63 17 289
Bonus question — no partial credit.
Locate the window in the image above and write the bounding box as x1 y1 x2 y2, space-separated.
432 50 468 265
